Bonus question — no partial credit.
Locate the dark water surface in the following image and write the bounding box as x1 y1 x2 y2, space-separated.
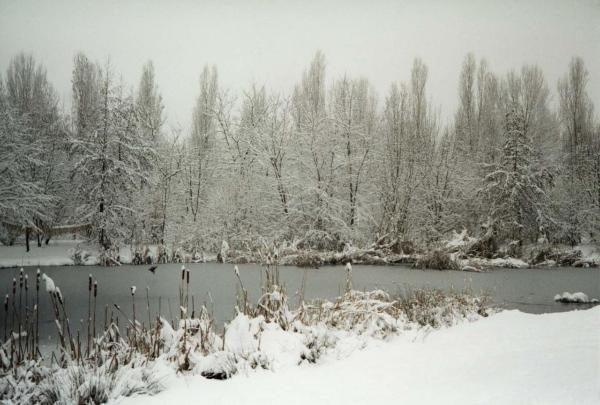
1 264 598 351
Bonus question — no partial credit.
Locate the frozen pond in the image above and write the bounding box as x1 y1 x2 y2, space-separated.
1 263 598 351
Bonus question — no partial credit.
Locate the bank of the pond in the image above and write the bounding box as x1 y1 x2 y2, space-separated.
1 239 599 270
123 306 600 405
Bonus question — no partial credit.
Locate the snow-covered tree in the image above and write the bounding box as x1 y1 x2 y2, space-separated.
185 65 218 223
330 76 377 229
134 60 166 243
0 79 55 248
377 59 436 242
1 53 68 249
556 57 598 242
136 61 164 144
479 108 554 247
71 56 154 249
291 51 337 241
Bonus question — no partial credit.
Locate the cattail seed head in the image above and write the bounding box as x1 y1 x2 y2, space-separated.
55 288 64 305
234 265 240 277
4 295 7 311
94 281 98 297
186 269 190 284
181 266 186 280
88 274 92 291
131 286 136 295
24 275 28 290
12 278 16 295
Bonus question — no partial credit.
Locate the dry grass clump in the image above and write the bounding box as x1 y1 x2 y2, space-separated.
415 250 460 270
37 359 167 404
395 288 490 328
299 290 400 338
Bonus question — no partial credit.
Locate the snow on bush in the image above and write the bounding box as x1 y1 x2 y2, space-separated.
1 257 491 403
554 292 599 304
35 359 169 404
445 229 478 250
396 288 490 327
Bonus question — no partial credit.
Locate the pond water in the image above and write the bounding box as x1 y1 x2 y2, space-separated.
0 263 598 352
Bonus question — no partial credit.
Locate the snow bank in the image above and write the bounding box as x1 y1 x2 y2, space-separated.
463 256 529 269
123 307 600 405
554 292 599 304
0 240 98 268
489 257 529 268
224 313 261 356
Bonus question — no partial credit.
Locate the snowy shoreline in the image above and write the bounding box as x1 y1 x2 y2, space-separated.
1 261 598 403
0 240 600 272
1 239 599 270
125 307 600 405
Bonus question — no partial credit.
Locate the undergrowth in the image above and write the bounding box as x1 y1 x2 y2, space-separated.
0 249 491 403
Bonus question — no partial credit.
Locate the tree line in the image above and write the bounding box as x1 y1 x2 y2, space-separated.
0 51 598 255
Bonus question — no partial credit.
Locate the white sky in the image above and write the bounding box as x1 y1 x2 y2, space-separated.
1 0 599 132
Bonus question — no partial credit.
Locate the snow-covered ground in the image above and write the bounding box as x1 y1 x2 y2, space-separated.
122 307 600 405
0 240 98 268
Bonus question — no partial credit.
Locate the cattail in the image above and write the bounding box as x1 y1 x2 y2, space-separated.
55 288 63 305
131 286 137 344
3 294 7 342
181 265 186 281
24 275 29 299
87 274 92 356
186 269 190 314
146 287 151 332
18 270 23 359
345 262 353 293
24 275 29 357
92 281 98 350
11 278 16 336
35 269 40 359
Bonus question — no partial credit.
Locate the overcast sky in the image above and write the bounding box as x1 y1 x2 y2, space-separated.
1 0 599 132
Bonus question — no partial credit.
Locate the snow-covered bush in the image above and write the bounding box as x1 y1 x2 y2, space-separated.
37 359 167 404
415 250 460 270
69 246 91 265
97 244 121 266
1 256 492 401
395 288 490 328
554 292 599 304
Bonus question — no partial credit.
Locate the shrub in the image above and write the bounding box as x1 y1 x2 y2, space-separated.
415 250 459 270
